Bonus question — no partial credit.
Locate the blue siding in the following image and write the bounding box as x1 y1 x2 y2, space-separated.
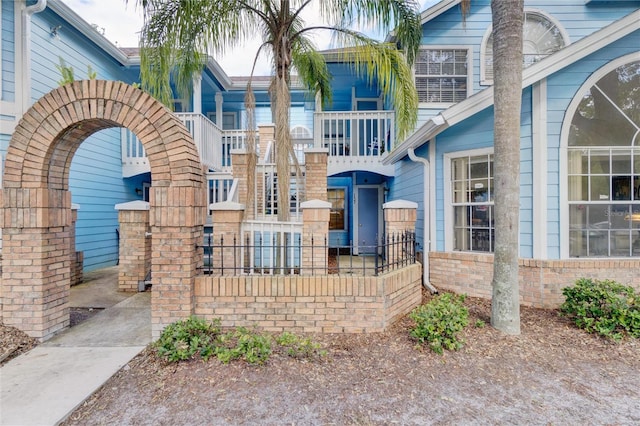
1 0 15 102
27 10 137 271
520 88 533 258
418 0 639 111
391 144 428 251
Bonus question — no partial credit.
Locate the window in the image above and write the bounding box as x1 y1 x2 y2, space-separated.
327 188 346 231
450 153 494 252
482 11 567 84
415 48 469 104
567 59 640 257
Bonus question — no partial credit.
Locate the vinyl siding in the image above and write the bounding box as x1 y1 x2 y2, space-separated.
1 0 15 101
27 9 136 271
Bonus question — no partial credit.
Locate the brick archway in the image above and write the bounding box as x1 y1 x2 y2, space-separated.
1 80 206 340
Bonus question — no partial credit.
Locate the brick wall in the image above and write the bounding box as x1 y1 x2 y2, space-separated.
194 264 422 333
429 251 640 308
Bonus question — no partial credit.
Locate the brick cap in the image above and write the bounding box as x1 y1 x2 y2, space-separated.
114 200 150 211
71 203 80 210
383 200 418 209
301 199 331 209
257 123 276 128
210 201 245 211
304 147 329 154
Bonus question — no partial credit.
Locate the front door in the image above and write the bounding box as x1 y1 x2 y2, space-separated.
357 187 379 254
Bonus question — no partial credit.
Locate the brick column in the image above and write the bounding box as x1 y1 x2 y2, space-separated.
231 150 258 220
258 123 275 160
210 201 244 275
301 200 331 275
304 148 329 201
383 200 418 267
150 185 206 338
70 204 83 286
1 188 73 340
115 201 151 292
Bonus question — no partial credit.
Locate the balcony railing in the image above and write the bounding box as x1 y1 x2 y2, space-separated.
122 110 395 178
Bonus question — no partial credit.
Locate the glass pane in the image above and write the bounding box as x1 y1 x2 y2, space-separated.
472 205 490 227
569 204 587 230
470 159 488 179
612 176 632 200
590 175 609 201
569 230 587 257
608 204 631 229
590 150 610 174
611 230 631 256
452 180 468 203
611 150 631 174
587 205 610 229
634 176 640 201
568 176 588 201
454 206 470 227
587 231 609 256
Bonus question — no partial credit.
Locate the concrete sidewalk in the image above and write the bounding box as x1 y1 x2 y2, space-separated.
0 268 152 426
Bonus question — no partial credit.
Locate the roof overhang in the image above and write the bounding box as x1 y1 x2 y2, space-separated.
384 8 640 165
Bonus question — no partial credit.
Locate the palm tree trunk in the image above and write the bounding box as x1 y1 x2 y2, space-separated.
490 0 524 335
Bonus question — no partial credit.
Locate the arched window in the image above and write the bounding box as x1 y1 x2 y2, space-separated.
481 10 568 84
566 58 640 257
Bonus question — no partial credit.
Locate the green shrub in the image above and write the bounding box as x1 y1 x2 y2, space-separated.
409 293 469 354
561 278 639 340
275 332 327 359
215 327 272 365
155 316 221 362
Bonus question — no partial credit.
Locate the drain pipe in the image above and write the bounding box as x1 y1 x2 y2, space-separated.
408 147 438 294
21 0 48 114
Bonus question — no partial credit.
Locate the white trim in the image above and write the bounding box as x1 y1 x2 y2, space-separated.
419 0 461 26
532 79 548 259
558 52 640 258
443 147 494 252
386 10 640 165
415 45 473 107
480 9 571 86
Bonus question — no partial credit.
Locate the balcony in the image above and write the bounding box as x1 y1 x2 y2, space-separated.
121 110 395 178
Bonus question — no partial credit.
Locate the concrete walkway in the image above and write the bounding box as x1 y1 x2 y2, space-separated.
0 267 152 426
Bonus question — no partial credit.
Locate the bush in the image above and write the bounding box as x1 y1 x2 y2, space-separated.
156 319 325 364
409 293 469 354
561 278 639 340
275 332 327 359
155 316 221 362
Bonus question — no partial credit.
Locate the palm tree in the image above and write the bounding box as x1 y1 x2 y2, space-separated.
133 0 421 221
489 0 524 335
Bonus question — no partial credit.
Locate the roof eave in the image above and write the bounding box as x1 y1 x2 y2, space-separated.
48 0 132 66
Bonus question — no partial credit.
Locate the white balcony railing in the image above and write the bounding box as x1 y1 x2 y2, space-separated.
122 110 395 178
314 110 395 176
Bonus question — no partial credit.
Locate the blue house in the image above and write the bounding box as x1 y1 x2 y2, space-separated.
2 0 638 303
384 0 639 300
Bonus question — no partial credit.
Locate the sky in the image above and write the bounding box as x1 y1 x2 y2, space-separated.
60 0 438 76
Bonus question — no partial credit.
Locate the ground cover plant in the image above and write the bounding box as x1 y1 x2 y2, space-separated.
409 292 469 354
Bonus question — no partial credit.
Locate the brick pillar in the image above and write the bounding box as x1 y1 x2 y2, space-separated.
210 201 244 275
1 188 73 340
383 200 418 267
301 200 331 275
70 204 83 286
304 148 329 201
116 201 151 292
258 123 275 160
231 150 258 220
150 185 206 338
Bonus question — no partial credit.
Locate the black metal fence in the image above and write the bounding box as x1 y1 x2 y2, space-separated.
199 230 417 276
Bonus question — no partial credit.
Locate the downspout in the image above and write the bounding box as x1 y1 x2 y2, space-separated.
408 147 438 294
21 0 47 114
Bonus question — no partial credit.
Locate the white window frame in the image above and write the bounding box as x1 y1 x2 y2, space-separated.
207 111 237 130
444 147 494 252
480 9 569 86
560 53 640 258
414 46 473 108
